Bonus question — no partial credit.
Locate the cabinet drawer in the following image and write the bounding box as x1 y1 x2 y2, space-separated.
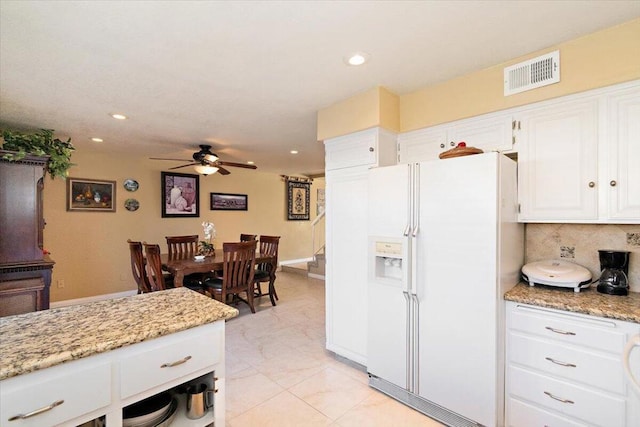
509 366 625 427
0 362 110 427
119 325 222 398
509 332 624 393
509 305 626 353
508 397 587 427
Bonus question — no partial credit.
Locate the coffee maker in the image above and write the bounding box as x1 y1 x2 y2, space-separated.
597 250 630 296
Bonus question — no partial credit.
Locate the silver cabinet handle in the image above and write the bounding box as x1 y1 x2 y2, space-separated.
610 180 617 187
545 357 577 368
8 399 64 421
369 147 374 152
440 143 445 148
544 391 574 404
160 355 192 368
588 181 595 188
545 326 576 336
450 141 455 147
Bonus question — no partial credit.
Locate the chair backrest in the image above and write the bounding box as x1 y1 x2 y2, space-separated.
165 235 199 257
240 233 257 242
127 239 152 293
219 240 257 300
257 235 280 274
143 243 169 291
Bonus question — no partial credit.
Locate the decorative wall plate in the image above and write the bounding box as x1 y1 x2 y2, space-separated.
124 198 140 211
123 179 139 192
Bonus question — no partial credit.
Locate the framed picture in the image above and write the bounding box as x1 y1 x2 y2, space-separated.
67 178 116 212
210 192 248 211
161 171 199 218
287 180 310 220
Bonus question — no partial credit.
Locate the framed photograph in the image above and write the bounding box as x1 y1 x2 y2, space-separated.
210 192 248 211
161 171 199 218
67 178 116 212
287 180 310 220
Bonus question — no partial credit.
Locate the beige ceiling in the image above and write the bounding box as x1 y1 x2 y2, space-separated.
1 1 639 176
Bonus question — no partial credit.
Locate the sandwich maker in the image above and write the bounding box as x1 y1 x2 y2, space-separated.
521 259 593 293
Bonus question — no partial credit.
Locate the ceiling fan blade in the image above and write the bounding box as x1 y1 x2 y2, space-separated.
149 157 192 162
216 161 257 169
168 162 198 170
217 166 231 175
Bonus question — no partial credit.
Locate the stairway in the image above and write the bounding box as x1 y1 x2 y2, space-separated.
280 248 325 279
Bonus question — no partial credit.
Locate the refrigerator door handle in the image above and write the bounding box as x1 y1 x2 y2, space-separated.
411 292 420 395
403 290 412 391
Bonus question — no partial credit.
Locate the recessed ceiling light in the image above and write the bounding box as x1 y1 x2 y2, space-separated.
111 113 127 120
91 137 103 143
290 150 299 154
345 51 370 66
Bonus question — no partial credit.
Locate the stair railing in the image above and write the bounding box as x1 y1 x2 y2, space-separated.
311 209 326 260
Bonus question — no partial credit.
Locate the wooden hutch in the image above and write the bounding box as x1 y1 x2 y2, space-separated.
0 150 54 317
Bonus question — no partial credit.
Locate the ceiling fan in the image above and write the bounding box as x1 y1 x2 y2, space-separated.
150 145 257 175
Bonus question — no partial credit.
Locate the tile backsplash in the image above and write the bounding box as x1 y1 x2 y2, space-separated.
526 224 640 293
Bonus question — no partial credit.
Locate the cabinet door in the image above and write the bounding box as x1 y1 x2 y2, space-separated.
448 113 514 153
398 125 447 163
324 128 396 171
325 167 368 364
518 99 599 221
606 88 640 221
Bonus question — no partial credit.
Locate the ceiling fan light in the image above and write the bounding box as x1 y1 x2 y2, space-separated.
194 164 219 176
203 153 219 163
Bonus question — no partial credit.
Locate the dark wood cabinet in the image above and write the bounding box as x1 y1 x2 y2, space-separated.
0 150 54 316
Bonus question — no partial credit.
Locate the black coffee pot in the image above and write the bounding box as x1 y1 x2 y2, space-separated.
597 250 630 296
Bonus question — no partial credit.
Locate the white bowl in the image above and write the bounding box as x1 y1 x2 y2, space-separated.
194 255 205 261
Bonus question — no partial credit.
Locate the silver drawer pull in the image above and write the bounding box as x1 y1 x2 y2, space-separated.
544 391 574 404
545 326 576 336
545 357 577 368
8 399 64 421
160 355 192 368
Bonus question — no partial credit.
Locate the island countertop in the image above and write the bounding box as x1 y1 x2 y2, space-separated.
505 282 640 324
0 288 239 380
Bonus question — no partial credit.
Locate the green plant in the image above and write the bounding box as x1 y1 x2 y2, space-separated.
1 128 75 179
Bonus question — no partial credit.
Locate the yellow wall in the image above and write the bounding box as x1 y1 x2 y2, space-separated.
317 86 400 140
43 148 324 302
318 18 640 139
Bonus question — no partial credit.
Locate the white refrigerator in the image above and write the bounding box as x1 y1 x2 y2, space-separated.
367 152 523 427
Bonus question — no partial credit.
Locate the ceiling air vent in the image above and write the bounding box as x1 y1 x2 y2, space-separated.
504 50 560 96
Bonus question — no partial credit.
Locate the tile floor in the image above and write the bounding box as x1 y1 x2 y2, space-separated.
224 270 444 427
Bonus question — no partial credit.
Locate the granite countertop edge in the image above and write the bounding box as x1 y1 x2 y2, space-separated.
0 288 239 380
505 282 640 324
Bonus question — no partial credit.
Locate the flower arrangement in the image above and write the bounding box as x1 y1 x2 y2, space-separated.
199 221 216 256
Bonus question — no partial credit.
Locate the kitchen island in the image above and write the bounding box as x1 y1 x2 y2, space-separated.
0 287 238 426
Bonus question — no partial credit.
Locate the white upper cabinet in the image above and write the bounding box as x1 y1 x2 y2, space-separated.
324 127 397 171
517 97 599 221
398 111 514 164
605 85 640 221
518 81 640 223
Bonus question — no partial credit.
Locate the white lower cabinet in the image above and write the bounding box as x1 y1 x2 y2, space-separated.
0 321 225 427
506 302 640 427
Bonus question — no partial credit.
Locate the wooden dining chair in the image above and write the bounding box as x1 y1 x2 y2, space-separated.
165 235 199 257
144 243 207 294
165 235 208 286
254 235 281 306
143 243 173 291
204 240 257 313
240 233 257 242
127 239 152 293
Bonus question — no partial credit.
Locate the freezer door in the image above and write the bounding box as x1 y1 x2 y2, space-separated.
368 164 411 237
416 153 502 427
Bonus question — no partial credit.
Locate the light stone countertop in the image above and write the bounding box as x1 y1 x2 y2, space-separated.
505 282 640 324
0 288 239 380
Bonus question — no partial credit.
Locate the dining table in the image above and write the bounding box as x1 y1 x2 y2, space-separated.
161 252 274 287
